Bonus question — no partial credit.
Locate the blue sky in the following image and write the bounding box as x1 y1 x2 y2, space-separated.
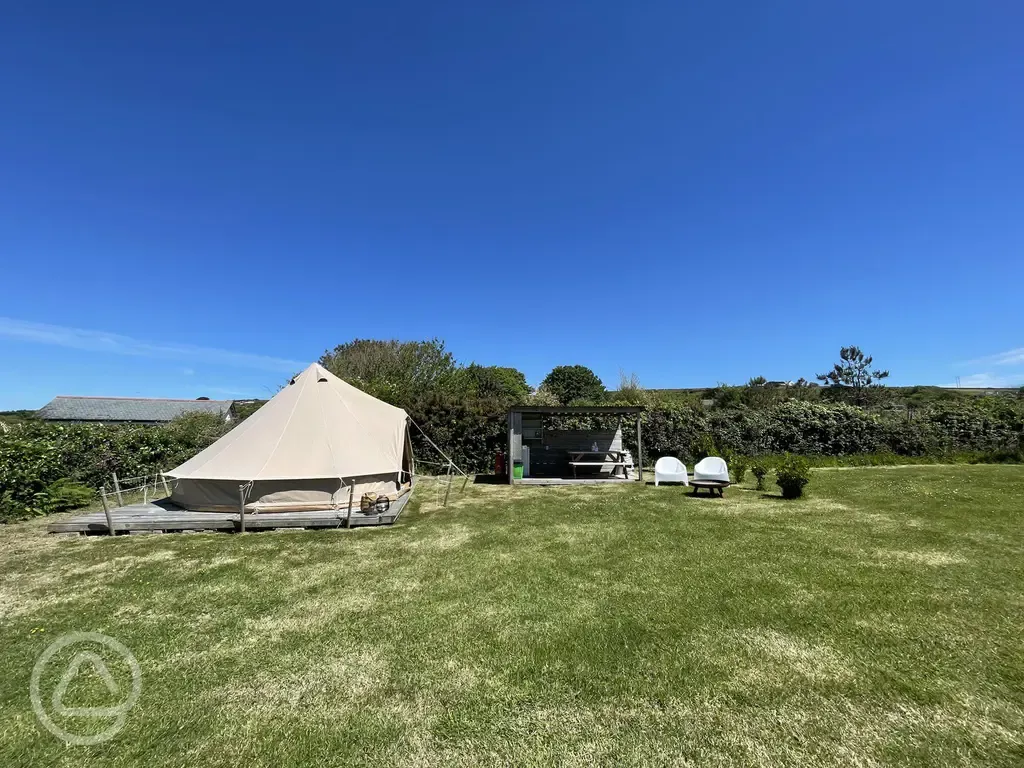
1 1 1022 408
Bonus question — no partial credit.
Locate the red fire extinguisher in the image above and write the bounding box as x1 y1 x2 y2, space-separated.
495 450 506 477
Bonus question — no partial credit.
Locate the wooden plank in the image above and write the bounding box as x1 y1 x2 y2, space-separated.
513 477 631 486
50 518 235 533
243 515 343 530
385 483 412 523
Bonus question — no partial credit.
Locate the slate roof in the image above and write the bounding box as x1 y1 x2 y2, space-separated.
36 396 233 423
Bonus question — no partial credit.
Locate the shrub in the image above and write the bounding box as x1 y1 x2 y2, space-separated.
638 404 709 464
0 417 231 522
762 400 884 455
406 394 507 473
693 433 717 461
775 454 811 499
974 447 1024 464
732 457 748 485
38 479 94 513
751 462 769 491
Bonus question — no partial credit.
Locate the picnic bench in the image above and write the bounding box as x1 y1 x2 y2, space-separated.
567 450 628 479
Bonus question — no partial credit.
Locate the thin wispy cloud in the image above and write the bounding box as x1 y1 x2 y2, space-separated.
198 386 259 397
964 347 1024 367
0 317 305 373
946 372 1024 389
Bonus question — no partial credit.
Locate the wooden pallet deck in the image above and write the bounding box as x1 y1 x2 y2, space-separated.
48 490 413 535
513 477 634 486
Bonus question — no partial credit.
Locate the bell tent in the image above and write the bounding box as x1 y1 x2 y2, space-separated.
165 363 413 512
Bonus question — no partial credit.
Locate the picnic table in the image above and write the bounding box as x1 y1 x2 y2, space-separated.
567 450 628 479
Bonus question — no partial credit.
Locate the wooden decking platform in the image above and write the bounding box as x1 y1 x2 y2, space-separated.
48 490 413 535
514 477 635 486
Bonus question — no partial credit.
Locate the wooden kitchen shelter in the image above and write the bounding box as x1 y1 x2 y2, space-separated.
507 405 644 486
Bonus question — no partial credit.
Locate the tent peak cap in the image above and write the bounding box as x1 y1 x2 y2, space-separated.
290 362 332 385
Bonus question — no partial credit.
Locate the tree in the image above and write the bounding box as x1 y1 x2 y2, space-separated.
816 346 889 403
457 364 530 402
319 339 458 406
540 365 606 405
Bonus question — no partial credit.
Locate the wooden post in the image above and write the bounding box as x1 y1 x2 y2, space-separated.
637 415 644 483
346 482 355 527
160 473 170 496
143 480 148 504
238 485 246 533
112 473 123 506
100 487 115 535
507 410 515 485
443 461 453 507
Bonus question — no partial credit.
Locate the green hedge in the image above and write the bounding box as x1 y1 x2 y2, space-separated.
2 398 1021 521
406 395 507 475
0 414 229 521
632 400 1023 462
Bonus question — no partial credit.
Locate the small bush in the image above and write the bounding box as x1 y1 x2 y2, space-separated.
751 462 769 491
732 457 748 485
775 454 811 499
40 479 95 513
976 447 1024 464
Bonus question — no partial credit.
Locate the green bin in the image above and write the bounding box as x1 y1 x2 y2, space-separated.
512 461 524 480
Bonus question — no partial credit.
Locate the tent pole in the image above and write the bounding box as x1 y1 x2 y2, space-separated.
346 482 354 528
406 420 415 479
410 419 471 479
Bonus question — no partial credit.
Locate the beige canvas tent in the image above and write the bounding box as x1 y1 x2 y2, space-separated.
165 363 413 512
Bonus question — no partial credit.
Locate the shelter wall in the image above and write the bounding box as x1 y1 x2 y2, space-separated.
521 428 623 478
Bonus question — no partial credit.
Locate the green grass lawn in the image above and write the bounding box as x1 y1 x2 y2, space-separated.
2 466 1023 766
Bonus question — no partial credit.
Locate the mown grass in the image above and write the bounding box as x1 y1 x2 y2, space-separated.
1 466 1022 766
